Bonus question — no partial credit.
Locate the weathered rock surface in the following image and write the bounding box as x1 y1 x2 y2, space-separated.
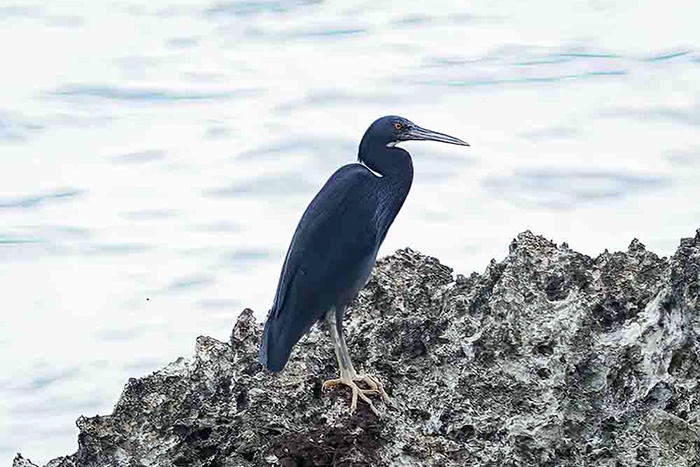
15 230 700 467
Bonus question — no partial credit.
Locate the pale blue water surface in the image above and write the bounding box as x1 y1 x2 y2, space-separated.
1 0 699 463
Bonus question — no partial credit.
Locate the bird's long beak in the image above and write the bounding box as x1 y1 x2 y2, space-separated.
405 125 470 146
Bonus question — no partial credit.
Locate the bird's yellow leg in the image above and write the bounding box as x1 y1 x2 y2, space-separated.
322 309 390 415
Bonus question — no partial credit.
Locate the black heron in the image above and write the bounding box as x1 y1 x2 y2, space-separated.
259 115 469 414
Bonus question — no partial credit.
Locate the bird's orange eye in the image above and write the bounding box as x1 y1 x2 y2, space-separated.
394 122 402 130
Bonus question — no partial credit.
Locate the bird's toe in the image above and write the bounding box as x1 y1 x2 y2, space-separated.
355 373 391 404
321 378 343 391
322 376 382 416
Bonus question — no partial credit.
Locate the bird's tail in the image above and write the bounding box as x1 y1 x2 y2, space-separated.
258 312 292 373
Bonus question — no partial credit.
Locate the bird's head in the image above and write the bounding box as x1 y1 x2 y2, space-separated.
361 115 469 150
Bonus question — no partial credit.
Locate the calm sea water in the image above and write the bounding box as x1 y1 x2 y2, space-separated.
1 0 699 463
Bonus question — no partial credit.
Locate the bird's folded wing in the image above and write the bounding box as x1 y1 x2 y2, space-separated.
270 163 378 320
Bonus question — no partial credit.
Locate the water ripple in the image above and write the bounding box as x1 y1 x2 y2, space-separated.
0 236 43 245
482 169 670 209
0 5 44 19
221 248 277 266
164 275 215 292
112 150 166 164
198 298 241 310
285 27 366 39
600 106 700 126
392 15 433 27
87 243 153 255
31 367 81 390
11 395 103 417
0 189 83 210
95 323 160 342
644 51 691 62
166 36 201 49
206 173 317 198
666 148 700 167
424 71 627 88
49 84 259 102
519 126 581 141
0 113 44 142
204 0 321 18
240 136 354 159
122 209 181 221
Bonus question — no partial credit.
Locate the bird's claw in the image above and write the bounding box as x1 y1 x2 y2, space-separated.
322 373 390 416
356 373 390 404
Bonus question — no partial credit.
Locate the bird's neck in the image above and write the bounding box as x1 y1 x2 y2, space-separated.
359 144 414 238
359 144 414 192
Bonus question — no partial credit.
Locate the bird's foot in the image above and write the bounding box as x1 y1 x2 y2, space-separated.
322 373 390 416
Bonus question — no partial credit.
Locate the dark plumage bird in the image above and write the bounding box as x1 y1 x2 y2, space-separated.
259 115 469 414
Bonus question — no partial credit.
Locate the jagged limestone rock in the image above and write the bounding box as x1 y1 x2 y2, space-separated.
15 230 700 467
11 455 37 467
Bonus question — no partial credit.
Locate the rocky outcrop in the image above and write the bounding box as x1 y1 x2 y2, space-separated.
15 230 700 467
